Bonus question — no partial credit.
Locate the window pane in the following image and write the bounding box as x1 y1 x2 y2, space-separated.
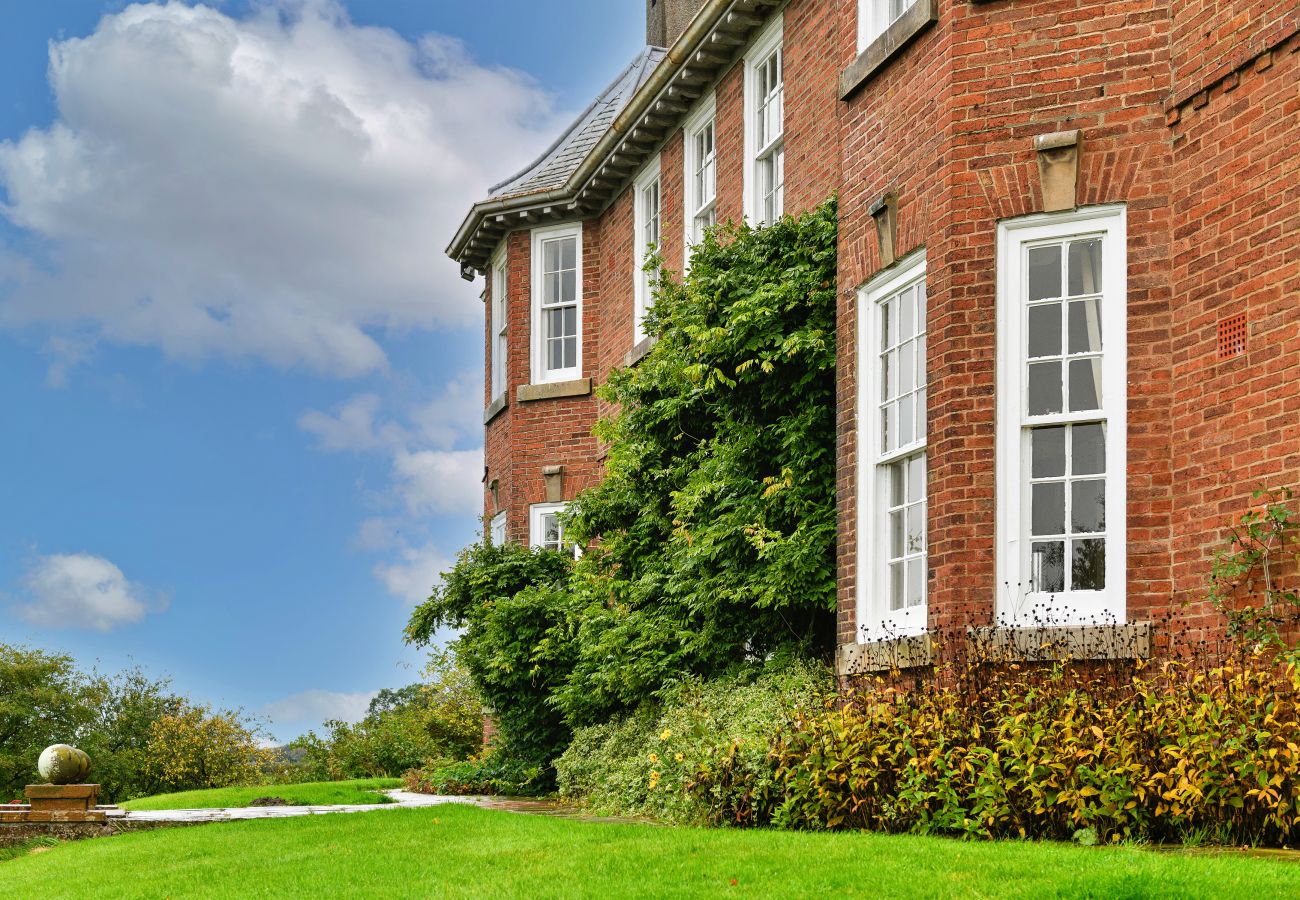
1028 361 1063 414
899 285 914 337
1072 538 1106 590
561 270 576 304
563 305 577 337
544 514 561 547
898 393 914 446
561 237 576 270
907 454 925 502
1031 482 1065 536
906 558 925 608
915 386 927 438
1067 239 1102 296
1028 303 1062 357
544 240 560 272
889 562 905 611
1068 358 1102 411
1031 541 1066 593
548 336 563 371
1072 423 1106 475
907 504 924 553
1031 426 1067 478
916 334 927 387
899 341 914 393
1071 479 1106 533
889 461 905 506
1028 245 1062 301
564 334 577 369
1068 298 1103 354
880 406 892 455
890 509 904 557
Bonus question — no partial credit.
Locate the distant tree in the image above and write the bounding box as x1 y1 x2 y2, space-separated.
0 643 96 800
144 706 277 791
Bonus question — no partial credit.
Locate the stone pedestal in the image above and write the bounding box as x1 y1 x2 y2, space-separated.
1 785 109 823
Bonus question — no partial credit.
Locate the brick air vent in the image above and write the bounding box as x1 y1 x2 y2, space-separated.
1217 313 1247 360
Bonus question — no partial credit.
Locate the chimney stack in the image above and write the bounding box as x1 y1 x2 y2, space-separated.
646 0 708 48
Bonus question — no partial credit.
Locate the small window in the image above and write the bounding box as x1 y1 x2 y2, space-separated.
529 502 579 558
633 157 662 341
683 95 717 267
489 511 506 546
858 0 917 50
530 224 582 384
745 17 784 225
857 251 928 640
996 206 1127 626
490 246 508 400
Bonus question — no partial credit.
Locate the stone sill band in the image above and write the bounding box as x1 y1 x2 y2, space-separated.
837 622 1153 676
483 392 508 424
516 377 592 403
624 335 658 368
839 0 939 100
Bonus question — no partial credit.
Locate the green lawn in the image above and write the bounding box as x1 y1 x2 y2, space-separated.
2 804 1298 898
120 777 401 810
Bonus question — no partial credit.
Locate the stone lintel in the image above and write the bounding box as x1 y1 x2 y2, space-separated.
837 633 933 676
516 378 592 403
839 0 938 100
483 392 508 424
542 465 564 502
969 622 1153 661
1035 130 1081 212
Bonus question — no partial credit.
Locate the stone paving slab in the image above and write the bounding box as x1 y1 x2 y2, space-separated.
116 790 482 823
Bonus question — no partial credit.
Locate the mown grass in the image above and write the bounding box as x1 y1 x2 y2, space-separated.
2 803 1298 898
120 777 401 810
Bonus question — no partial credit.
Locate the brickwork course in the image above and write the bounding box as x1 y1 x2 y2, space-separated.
451 0 1300 669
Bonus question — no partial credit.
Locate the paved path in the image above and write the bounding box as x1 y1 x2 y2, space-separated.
113 790 485 823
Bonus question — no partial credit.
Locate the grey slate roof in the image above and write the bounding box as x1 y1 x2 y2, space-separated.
488 46 668 201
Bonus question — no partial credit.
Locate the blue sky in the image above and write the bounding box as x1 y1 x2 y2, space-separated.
0 0 643 741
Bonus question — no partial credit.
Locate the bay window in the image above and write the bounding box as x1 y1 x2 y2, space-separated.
996 206 1127 625
857 252 928 639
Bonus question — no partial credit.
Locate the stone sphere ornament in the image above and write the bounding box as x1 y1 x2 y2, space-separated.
37 744 91 785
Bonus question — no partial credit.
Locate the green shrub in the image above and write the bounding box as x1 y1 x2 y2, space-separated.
403 754 542 796
290 650 483 781
555 660 832 824
766 652 1300 846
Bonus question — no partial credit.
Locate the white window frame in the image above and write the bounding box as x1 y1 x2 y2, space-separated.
743 15 784 226
857 0 918 51
996 205 1127 626
529 501 579 559
490 242 508 400
682 94 718 269
856 251 928 641
633 156 662 342
530 223 583 385
489 510 506 546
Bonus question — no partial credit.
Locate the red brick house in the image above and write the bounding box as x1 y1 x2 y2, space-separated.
447 0 1300 673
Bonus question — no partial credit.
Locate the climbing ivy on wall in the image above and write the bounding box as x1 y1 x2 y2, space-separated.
556 198 840 724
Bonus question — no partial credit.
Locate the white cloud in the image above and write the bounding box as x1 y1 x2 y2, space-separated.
373 543 452 605
408 371 484 450
0 0 563 378
298 393 402 452
14 553 165 632
392 448 482 517
262 688 378 727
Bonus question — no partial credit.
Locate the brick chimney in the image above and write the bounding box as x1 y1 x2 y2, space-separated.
646 0 707 47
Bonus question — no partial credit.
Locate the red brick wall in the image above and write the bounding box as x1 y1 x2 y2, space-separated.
1165 28 1300 639
836 0 1182 645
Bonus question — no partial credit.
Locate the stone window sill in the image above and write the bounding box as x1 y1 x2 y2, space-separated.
516 377 592 403
969 623 1153 661
483 392 508 424
624 335 658 367
837 633 933 676
839 0 938 101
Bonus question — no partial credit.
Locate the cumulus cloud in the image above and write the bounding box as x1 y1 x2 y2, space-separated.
13 553 165 631
391 448 482 517
0 0 562 378
373 543 451 606
262 688 378 727
298 393 399 452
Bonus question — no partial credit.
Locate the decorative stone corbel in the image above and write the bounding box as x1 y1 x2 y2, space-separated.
489 478 500 511
1034 130 1081 212
542 466 564 503
869 191 899 268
